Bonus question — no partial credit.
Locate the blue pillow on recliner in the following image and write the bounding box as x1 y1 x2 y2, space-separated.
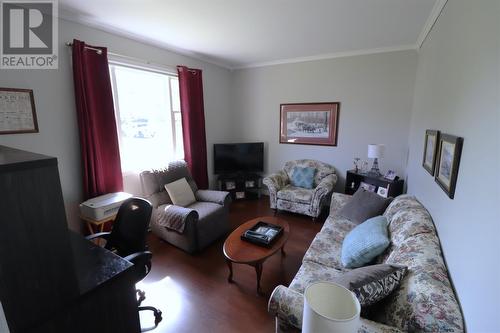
290 166 315 189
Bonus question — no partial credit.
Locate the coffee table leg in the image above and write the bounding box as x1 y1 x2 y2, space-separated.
226 259 234 283
255 262 263 295
281 245 286 257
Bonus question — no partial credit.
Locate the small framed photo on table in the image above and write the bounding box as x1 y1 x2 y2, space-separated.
377 186 389 198
225 181 236 190
359 181 376 192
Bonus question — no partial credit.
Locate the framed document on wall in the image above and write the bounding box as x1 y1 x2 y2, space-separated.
0 88 38 135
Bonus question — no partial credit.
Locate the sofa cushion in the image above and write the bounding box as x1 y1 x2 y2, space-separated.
277 185 313 204
290 166 315 189
333 264 407 307
370 233 464 332
303 215 357 269
341 216 390 268
339 188 392 224
165 178 196 207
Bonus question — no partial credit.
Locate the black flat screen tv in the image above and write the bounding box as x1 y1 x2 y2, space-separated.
214 142 264 174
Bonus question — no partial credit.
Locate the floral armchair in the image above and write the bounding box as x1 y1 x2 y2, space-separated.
263 159 337 219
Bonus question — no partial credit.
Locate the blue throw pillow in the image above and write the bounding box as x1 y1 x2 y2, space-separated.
341 215 390 268
290 166 315 189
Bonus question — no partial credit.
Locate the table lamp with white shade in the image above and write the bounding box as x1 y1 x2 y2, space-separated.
367 144 385 176
302 282 361 333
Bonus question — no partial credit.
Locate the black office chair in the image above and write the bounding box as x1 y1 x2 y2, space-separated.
86 197 162 330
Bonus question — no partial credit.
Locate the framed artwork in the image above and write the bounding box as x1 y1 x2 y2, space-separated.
0 88 38 135
434 134 463 199
280 102 339 146
360 181 376 192
377 186 388 198
422 129 440 175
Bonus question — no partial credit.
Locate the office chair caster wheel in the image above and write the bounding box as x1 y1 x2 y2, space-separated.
154 309 162 326
137 289 146 305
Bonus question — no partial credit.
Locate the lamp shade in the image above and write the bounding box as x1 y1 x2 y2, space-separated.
368 144 385 159
302 282 361 333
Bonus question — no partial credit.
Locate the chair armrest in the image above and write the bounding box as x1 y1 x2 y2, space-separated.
330 192 352 215
124 251 153 266
268 285 304 329
85 232 111 242
263 170 289 192
195 189 231 206
155 204 199 233
312 173 337 201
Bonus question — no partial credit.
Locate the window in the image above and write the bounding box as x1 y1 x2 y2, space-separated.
109 63 183 172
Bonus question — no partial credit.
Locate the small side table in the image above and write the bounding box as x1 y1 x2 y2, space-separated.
80 214 117 235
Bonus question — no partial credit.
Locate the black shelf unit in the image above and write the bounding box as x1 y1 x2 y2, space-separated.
345 170 404 198
217 173 262 200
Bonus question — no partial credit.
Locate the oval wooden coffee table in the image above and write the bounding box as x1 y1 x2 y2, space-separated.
223 216 290 295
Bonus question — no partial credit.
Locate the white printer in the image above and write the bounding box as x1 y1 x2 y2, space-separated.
80 192 133 221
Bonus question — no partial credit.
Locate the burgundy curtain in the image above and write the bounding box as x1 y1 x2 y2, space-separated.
72 39 123 199
177 66 208 189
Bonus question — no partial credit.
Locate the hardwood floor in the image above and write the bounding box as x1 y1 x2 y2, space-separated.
138 196 324 333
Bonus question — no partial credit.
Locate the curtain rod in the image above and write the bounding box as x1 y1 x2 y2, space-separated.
65 41 182 73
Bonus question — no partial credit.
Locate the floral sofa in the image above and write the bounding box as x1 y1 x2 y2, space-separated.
263 159 337 219
268 193 464 333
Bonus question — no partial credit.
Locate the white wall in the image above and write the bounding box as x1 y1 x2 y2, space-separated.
0 18 233 231
406 0 500 331
231 51 418 190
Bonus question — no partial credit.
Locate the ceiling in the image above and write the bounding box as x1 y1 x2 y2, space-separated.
59 0 440 69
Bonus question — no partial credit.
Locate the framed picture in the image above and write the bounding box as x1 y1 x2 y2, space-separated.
377 186 388 198
235 191 246 199
225 181 236 190
245 180 255 188
280 102 339 146
384 170 397 181
422 129 440 175
360 181 376 192
0 88 38 135
434 134 463 199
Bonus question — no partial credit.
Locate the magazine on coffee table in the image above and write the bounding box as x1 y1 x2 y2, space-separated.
241 221 283 247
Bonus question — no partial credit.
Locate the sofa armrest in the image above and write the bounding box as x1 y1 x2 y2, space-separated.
195 189 231 206
359 318 404 333
268 285 403 333
268 285 303 330
330 192 352 215
155 204 199 233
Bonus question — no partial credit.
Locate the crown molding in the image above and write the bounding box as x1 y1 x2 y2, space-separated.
416 0 449 48
233 45 418 70
59 7 234 70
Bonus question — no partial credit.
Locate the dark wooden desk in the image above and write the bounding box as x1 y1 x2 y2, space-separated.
0 145 140 333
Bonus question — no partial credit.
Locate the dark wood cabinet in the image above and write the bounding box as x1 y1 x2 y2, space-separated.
0 145 140 333
345 170 404 198
217 173 262 200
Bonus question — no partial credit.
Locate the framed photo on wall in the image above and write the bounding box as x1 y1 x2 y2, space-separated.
422 129 440 175
434 134 463 199
0 88 38 135
280 102 339 146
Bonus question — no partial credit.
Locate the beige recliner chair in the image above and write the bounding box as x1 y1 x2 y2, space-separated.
140 160 231 253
